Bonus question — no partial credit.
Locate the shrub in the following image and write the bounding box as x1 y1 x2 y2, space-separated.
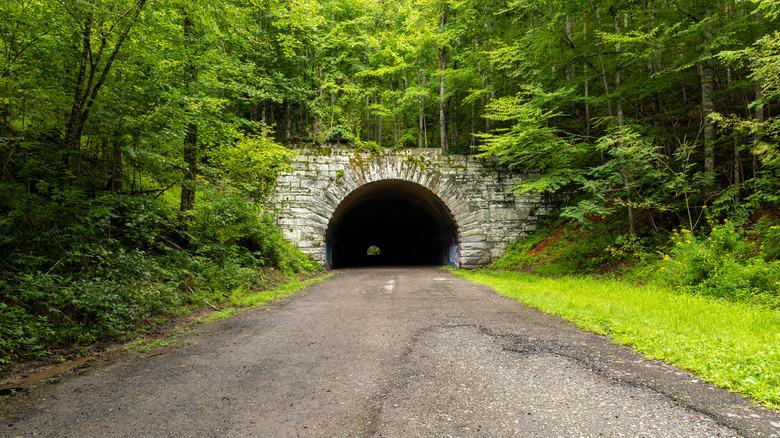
327 125 357 143
660 218 780 306
753 217 780 262
0 184 319 365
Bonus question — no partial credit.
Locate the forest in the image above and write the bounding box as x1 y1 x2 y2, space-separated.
1 0 779 365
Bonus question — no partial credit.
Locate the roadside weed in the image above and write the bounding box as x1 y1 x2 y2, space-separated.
124 338 172 354
200 308 236 323
229 274 334 308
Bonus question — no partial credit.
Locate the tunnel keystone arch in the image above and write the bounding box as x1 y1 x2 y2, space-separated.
272 146 555 269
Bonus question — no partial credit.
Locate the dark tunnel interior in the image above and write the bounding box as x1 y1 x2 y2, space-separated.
325 180 459 269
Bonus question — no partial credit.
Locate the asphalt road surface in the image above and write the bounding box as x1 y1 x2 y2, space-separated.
3 267 780 437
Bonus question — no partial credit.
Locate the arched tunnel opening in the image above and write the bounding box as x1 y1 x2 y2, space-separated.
325 180 459 269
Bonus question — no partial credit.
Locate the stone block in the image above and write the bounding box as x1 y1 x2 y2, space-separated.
459 235 487 244
275 146 561 267
461 241 489 251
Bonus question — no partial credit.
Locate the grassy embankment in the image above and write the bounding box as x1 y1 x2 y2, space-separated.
121 272 335 356
199 273 335 323
453 270 780 409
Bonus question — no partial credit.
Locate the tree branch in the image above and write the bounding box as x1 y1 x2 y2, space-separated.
82 0 148 123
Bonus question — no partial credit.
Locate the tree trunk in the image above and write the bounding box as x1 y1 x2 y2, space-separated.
329 88 336 130
312 68 322 139
180 14 197 215
451 58 458 149
64 0 148 163
439 55 447 151
377 79 384 145
438 8 448 151
470 99 475 152
481 72 488 132
733 141 741 201
366 95 371 142
649 1 664 154
484 14 495 133
583 15 590 137
402 67 409 143
699 61 715 184
615 12 635 236
588 0 613 117
262 100 267 131
753 9 765 181
285 99 292 141
699 6 716 187
418 64 425 148
64 11 93 159
109 129 123 192
566 16 575 82
373 98 380 144
180 123 197 213
391 80 399 146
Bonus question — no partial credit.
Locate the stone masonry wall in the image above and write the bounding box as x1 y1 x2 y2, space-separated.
271 146 556 269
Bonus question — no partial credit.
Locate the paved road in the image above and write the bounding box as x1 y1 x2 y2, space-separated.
3 267 779 437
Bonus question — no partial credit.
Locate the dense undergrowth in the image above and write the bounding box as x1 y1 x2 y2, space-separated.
493 208 780 308
0 182 319 367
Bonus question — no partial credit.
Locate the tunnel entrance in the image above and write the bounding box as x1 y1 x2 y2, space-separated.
325 180 459 269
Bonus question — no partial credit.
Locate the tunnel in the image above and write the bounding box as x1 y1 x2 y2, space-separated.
325 180 459 269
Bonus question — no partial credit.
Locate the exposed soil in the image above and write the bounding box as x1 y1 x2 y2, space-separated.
750 207 780 224
525 227 568 257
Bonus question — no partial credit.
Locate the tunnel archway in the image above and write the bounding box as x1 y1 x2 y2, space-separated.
325 180 459 269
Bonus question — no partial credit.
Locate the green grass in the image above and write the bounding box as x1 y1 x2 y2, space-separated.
123 273 335 356
123 338 173 354
227 273 335 308
453 270 780 409
193 273 335 323
200 308 237 323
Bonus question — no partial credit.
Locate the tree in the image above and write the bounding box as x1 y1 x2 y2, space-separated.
62 0 148 170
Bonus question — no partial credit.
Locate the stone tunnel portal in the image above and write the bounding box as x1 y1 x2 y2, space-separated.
325 180 459 269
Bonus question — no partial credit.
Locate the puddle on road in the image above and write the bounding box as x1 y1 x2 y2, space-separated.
0 356 90 393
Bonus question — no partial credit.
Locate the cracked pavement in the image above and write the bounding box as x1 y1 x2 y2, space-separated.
2 267 779 437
